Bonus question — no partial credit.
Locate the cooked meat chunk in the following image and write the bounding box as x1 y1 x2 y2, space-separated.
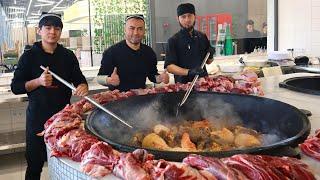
133 121 262 152
181 133 197 151
142 133 170 150
153 124 170 134
211 128 235 144
209 142 223 151
131 132 145 146
234 133 261 148
234 126 259 136
191 119 211 129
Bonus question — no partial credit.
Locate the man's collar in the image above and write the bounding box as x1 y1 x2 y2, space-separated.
34 41 61 54
180 28 197 38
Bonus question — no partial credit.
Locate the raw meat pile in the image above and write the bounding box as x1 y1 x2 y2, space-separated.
185 154 315 180
300 129 320 161
39 73 316 179
195 72 263 96
78 72 264 113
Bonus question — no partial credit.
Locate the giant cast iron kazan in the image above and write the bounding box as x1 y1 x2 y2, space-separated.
85 92 310 161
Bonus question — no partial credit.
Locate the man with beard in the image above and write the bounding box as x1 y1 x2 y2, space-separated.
97 14 169 91
165 3 214 84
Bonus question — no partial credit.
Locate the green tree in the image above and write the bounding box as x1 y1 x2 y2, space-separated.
92 0 150 53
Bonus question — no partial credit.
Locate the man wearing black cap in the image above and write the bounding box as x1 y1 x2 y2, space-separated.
11 12 88 180
165 3 214 84
97 14 169 91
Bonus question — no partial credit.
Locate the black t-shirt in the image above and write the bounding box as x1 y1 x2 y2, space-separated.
244 30 261 53
261 33 267 49
165 29 210 84
98 40 159 92
11 41 87 133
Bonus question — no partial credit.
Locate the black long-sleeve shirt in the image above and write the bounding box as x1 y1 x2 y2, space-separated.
11 42 87 133
165 29 210 84
98 40 159 92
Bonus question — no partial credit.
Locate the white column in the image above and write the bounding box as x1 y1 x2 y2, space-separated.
267 0 276 51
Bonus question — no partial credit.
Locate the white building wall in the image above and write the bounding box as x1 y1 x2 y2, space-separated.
277 0 318 56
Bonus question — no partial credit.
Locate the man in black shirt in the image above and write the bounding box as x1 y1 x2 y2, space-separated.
11 12 88 180
244 20 261 53
165 3 214 84
97 14 169 92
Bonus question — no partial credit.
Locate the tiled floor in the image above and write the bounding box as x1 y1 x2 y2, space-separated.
0 152 48 180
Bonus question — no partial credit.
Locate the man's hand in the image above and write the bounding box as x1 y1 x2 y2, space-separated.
157 70 170 84
208 46 215 59
107 67 120 86
206 46 215 64
187 67 205 77
74 83 88 97
38 67 53 87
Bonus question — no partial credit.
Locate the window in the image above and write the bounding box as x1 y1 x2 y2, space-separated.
0 0 272 70
0 0 151 69
153 0 268 58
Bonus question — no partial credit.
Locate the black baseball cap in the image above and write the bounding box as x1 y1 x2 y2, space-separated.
39 12 63 29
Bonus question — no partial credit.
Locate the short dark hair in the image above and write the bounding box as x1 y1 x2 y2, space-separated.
262 22 267 28
125 14 145 22
247 19 254 25
39 12 63 29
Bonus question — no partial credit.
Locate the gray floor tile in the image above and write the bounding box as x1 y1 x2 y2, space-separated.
0 152 48 180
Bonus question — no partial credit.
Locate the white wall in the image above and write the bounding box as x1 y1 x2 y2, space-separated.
267 0 275 51
310 0 320 55
277 0 320 56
